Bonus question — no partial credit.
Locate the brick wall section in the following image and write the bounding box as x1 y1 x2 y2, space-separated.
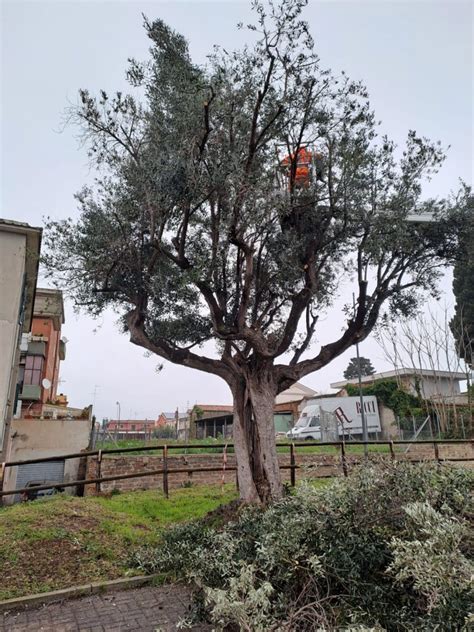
84 442 473 496
84 453 343 495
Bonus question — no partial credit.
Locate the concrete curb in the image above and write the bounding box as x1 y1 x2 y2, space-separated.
0 574 157 614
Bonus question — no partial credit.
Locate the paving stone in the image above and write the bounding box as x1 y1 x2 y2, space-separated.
0 586 211 631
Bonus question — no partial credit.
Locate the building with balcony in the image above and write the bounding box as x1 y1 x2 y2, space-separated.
18 288 67 416
1 235 94 503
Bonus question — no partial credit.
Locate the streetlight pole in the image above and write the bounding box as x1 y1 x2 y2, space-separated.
116 401 121 441
353 293 368 458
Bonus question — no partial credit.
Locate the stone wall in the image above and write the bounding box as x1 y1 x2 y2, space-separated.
84 442 473 496
85 452 342 495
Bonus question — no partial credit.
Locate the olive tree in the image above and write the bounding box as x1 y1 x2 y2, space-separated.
45 0 469 503
450 197 474 367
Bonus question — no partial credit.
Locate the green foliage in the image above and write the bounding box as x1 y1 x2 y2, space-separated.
206 563 275 632
343 356 376 380
43 0 469 389
95 437 233 454
388 502 473 626
43 0 471 502
450 197 474 367
152 425 176 439
135 463 473 630
0 486 237 600
346 379 421 417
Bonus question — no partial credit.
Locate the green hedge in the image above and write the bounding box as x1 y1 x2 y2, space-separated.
346 379 422 417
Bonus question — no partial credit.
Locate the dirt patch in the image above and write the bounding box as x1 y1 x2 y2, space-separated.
200 499 243 529
40 509 101 533
0 486 237 601
0 500 128 600
1 537 122 599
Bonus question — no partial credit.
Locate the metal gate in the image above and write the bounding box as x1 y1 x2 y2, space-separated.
15 460 65 501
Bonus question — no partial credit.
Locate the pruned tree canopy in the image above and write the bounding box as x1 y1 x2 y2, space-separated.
44 0 471 502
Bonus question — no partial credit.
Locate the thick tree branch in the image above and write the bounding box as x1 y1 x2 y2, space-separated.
126 308 233 382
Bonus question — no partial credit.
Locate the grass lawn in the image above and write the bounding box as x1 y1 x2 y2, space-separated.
95 437 231 454
95 437 396 456
0 485 237 601
277 442 395 455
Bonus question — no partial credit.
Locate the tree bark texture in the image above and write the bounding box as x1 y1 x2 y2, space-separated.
231 371 283 504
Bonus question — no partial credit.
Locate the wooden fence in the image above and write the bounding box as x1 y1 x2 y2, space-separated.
0 439 473 500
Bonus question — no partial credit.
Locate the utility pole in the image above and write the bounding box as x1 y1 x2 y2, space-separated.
353 293 368 458
116 401 121 442
91 384 101 410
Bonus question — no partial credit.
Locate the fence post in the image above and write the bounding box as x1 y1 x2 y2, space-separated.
340 441 348 477
433 441 440 464
290 443 296 487
221 444 227 493
0 462 5 505
163 445 169 498
460 415 466 440
95 450 102 494
389 440 396 461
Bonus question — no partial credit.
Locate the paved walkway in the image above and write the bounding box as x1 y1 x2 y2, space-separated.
0 585 212 632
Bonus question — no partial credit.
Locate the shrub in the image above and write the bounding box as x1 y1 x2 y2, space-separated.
388 502 472 627
152 425 176 439
135 462 473 630
346 380 422 417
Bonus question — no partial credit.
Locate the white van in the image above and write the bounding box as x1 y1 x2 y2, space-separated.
287 396 381 440
288 405 324 440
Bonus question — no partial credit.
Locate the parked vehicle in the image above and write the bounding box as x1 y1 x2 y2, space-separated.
21 481 63 501
287 396 381 440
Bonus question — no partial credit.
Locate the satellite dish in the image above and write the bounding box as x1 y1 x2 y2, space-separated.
42 378 52 389
61 336 68 344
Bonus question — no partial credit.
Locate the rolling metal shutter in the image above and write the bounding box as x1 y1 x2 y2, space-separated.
15 460 65 500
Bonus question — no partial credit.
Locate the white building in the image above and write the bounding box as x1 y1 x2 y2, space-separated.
330 367 467 400
0 219 42 460
275 381 317 405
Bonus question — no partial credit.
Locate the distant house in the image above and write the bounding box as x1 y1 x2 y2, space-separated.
157 412 174 426
156 410 188 438
275 381 317 405
330 368 467 400
190 404 234 440
106 419 155 437
275 382 317 431
190 382 317 439
157 411 181 427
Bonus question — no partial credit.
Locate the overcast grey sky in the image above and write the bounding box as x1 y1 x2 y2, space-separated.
1 0 472 421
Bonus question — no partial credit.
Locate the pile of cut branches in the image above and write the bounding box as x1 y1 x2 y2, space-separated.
135 462 473 631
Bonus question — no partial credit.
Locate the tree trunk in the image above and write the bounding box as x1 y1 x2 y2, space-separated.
231 371 283 504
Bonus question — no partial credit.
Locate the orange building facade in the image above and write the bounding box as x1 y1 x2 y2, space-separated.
18 288 66 416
